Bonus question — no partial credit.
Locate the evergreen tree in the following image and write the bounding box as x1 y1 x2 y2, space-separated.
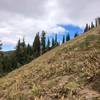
15 39 21 64
2 56 12 73
16 39 21 53
33 33 40 57
88 25 91 30
96 20 97 27
66 33 70 41
91 22 95 29
21 38 27 64
22 38 26 48
54 34 59 47
41 31 46 54
74 33 78 38
15 38 27 65
0 57 3 75
0 40 2 50
27 44 33 56
47 38 50 50
27 44 33 62
10 54 18 70
62 35 65 43
55 34 57 44
52 37 55 48
84 24 89 32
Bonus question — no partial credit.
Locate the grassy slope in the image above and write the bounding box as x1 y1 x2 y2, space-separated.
0 27 100 100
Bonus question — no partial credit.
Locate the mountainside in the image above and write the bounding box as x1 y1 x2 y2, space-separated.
0 27 100 100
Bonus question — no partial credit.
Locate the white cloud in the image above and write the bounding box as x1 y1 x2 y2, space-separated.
2 37 17 45
46 26 67 34
0 0 100 50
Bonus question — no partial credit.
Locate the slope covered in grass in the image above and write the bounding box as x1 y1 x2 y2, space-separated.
0 27 100 100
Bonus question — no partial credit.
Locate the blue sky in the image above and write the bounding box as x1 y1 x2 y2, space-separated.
46 24 83 44
58 24 83 38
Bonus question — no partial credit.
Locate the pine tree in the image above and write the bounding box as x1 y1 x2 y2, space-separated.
88 25 91 30
16 39 23 65
15 39 21 64
21 38 27 64
84 24 89 32
54 34 59 47
0 40 2 50
47 38 50 50
96 20 97 27
0 56 3 75
66 33 70 41
55 34 57 44
91 22 95 29
2 56 12 73
62 35 65 44
52 37 55 48
15 38 27 65
16 39 21 52
27 44 32 56
33 33 40 57
27 44 33 62
22 38 26 48
10 53 17 70
74 33 78 38
41 31 46 54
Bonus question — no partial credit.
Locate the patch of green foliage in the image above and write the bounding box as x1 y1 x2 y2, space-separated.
64 82 80 90
32 84 41 97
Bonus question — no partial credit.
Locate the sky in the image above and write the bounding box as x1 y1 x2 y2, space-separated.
0 0 100 51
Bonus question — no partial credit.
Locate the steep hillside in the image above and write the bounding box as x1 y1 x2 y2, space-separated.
0 27 100 100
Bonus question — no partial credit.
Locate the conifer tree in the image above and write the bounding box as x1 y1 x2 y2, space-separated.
91 22 95 29
15 38 27 65
55 34 57 44
41 31 46 54
74 33 78 38
2 56 12 73
88 25 91 30
0 57 3 75
66 33 70 41
47 38 50 50
52 37 55 48
0 40 2 50
27 44 32 56
10 54 17 70
33 33 40 57
15 39 21 64
22 38 26 48
84 24 89 32
21 38 27 64
62 35 65 43
54 34 59 47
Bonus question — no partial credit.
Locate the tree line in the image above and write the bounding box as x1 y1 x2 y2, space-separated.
0 31 78 76
84 22 96 32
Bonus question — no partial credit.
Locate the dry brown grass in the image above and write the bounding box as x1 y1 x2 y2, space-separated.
0 27 100 100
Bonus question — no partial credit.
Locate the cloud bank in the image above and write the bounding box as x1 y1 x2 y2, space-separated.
0 0 100 50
